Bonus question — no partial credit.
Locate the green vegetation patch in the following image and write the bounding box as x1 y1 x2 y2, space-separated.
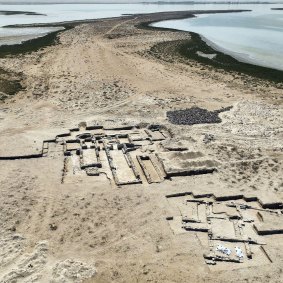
177 33 283 84
0 68 24 101
0 25 73 58
149 33 283 85
0 24 74 102
140 20 283 85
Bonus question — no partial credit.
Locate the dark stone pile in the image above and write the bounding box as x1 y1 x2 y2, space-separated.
167 106 232 125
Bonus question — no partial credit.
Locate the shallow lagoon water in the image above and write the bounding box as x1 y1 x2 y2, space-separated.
153 5 283 71
0 3 255 46
0 3 282 70
0 26 63 45
0 3 273 27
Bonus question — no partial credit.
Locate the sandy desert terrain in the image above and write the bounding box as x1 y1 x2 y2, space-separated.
0 12 282 283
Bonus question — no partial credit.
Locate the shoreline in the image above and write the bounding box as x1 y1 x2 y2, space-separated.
0 9 249 55
0 10 249 58
150 10 283 72
0 26 64 47
146 34 283 85
4 8 282 83
198 34 283 72
0 9 282 102
137 15 283 85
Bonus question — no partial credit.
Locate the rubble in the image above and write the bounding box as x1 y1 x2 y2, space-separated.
166 106 232 125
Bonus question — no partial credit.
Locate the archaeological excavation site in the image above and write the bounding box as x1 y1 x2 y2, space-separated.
166 192 283 269
1 118 282 280
0 10 282 282
0 123 217 186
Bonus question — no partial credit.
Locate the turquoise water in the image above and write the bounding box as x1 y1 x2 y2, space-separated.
0 3 282 70
153 5 283 70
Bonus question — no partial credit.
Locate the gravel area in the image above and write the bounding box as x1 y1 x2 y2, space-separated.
167 106 232 125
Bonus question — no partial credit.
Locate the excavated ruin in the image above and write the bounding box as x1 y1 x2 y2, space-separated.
0 122 217 187
166 192 283 270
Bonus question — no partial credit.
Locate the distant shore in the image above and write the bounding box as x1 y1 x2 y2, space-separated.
0 1 280 4
0 10 46 16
